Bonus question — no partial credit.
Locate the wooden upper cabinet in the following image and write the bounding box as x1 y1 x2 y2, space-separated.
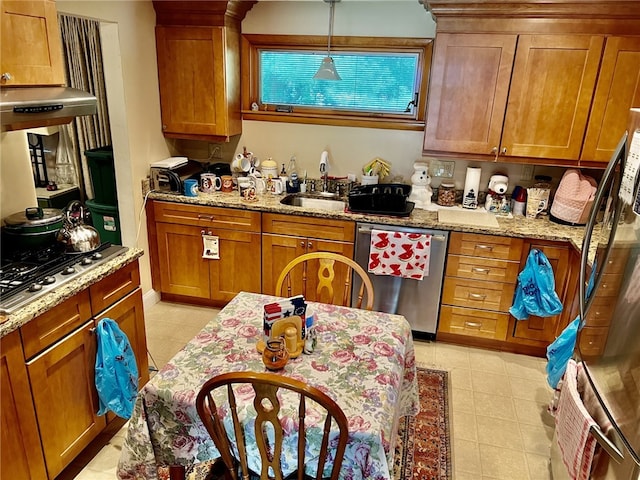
581 36 640 163
156 25 238 140
153 1 255 142
424 32 604 162
501 34 603 160
424 33 516 155
0 0 65 86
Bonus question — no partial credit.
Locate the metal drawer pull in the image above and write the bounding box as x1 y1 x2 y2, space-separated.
464 321 482 328
589 426 623 464
471 267 490 274
468 292 487 300
476 245 493 251
197 214 215 221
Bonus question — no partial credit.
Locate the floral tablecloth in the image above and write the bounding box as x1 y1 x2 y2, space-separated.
117 292 419 480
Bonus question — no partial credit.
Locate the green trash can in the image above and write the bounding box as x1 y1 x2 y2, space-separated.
85 146 117 205
86 199 121 245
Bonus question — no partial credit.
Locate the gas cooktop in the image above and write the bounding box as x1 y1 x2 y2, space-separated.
0 243 128 315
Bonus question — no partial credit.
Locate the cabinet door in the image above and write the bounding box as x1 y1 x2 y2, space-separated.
501 34 604 160
209 230 262 302
96 288 149 389
581 36 640 163
156 222 211 298
156 26 229 137
27 321 107 479
0 0 65 86
1 330 47 480
511 242 571 344
424 33 517 155
262 233 307 295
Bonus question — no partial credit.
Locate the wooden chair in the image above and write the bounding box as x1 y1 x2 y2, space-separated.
195 371 349 480
275 252 375 310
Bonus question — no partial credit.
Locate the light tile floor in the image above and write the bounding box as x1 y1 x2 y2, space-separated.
59 301 555 480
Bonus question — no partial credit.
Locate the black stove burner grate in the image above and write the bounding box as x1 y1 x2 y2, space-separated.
0 242 126 314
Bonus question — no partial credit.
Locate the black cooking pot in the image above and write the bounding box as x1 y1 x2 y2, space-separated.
2 207 65 249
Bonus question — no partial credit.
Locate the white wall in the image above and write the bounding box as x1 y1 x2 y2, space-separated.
55 0 170 296
0 132 38 216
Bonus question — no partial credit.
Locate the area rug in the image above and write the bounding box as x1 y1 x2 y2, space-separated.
393 367 451 480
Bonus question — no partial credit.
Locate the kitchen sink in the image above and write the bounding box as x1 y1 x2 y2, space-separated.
280 194 346 211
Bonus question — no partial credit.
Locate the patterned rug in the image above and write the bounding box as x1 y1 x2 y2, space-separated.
393 367 451 480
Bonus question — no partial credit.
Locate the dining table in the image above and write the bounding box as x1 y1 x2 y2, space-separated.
117 291 419 480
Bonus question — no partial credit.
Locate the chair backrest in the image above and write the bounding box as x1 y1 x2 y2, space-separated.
275 252 375 310
196 371 349 480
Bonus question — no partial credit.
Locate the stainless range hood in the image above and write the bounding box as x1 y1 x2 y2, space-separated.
1 86 97 132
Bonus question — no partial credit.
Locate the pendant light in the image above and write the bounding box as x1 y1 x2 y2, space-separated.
314 0 341 81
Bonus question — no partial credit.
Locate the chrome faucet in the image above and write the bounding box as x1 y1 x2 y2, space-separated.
320 162 329 193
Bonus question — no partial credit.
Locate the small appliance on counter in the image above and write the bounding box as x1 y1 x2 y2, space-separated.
150 157 204 194
549 169 597 225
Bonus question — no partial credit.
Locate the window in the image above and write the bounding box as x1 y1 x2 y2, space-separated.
242 35 432 130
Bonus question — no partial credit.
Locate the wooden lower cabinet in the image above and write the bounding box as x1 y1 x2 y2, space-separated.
509 240 573 348
261 214 355 302
27 320 106 479
149 201 262 304
6 260 148 479
1 330 48 480
439 232 522 344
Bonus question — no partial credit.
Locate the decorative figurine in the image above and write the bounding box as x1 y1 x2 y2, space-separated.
408 162 433 209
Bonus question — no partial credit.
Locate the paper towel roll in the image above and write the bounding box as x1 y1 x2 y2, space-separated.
463 167 482 209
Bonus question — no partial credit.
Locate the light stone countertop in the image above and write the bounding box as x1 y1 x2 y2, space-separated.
149 190 587 250
0 248 144 338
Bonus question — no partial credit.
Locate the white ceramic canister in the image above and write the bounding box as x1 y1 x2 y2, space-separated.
261 158 278 179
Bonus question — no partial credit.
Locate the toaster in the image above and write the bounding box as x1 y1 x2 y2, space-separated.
150 159 204 194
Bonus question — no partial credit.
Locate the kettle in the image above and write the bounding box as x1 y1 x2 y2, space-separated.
57 201 101 252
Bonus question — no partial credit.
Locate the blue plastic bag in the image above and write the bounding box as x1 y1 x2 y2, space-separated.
95 318 139 419
510 249 563 320
546 316 581 388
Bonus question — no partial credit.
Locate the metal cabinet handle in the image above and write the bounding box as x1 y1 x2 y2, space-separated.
468 293 487 300
464 321 482 328
201 229 206 235
471 267 490 274
201 230 213 236
300 241 305 248
501 147 507 154
1 72 12 82
476 245 493 251
307 242 313 249
197 214 215 221
491 146 498 154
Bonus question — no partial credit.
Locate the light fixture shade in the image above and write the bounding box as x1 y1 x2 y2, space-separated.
314 56 341 81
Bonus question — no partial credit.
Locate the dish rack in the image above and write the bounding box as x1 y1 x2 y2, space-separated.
347 184 414 216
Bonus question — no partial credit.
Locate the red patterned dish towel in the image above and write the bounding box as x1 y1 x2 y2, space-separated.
555 359 598 480
368 229 431 280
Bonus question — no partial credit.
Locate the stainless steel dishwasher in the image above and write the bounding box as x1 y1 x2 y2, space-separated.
352 222 449 339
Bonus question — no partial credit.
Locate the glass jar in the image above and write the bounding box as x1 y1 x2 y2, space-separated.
437 182 456 206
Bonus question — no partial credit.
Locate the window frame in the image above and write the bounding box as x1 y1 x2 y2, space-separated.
241 34 432 131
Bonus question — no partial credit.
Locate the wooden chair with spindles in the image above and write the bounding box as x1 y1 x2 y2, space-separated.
195 371 349 480
275 252 375 310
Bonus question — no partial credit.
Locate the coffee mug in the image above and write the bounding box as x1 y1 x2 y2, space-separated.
238 177 258 201
267 178 283 195
220 175 234 193
184 179 198 197
232 154 251 173
248 174 266 194
200 173 221 193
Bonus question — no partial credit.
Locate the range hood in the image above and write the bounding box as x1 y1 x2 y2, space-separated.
1 86 97 132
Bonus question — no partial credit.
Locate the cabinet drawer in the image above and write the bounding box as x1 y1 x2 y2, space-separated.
21 290 92 359
154 201 261 232
596 273 624 297
577 326 609 358
598 246 630 274
262 213 355 242
439 305 509 340
442 277 516 312
448 232 523 260
446 255 520 283
89 261 140 315
584 295 616 327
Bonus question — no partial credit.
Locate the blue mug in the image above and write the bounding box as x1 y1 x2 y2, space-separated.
184 179 198 197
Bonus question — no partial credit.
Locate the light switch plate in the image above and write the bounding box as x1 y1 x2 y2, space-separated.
521 165 534 181
430 160 455 178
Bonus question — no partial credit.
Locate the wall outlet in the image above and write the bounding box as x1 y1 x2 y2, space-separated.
521 164 534 181
141 177 151 196
430 160 455 178
208 143 223 160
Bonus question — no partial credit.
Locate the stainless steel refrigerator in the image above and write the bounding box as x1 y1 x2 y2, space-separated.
553 108 640 479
